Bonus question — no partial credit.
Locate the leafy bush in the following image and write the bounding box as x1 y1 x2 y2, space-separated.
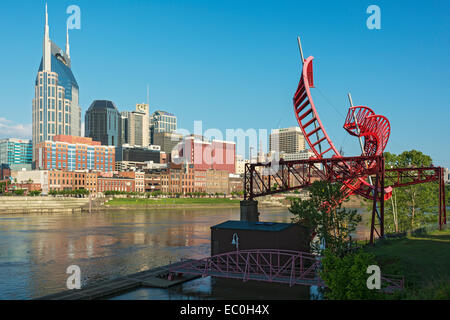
13 189 25 196
29 190 42 196
320 249 383 300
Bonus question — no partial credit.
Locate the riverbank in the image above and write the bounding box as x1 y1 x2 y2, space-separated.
0 195 288 213
0 196 90 213
104 197 287 209
368 228 450 299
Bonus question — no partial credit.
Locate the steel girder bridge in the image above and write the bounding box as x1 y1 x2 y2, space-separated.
244 37 447 244
168 249 404 291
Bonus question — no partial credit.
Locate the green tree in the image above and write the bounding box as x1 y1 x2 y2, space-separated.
383 150 438 232
290 180 361 254
320 248 382 300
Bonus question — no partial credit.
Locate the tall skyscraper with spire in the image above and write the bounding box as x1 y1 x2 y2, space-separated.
32 4 81 161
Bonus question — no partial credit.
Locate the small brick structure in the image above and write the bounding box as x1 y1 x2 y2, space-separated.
210 220 310 256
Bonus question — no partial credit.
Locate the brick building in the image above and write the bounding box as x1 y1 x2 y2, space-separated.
97 175 135 193
144 170 165 193
47 170 97 192
161 163 196 194
160 163 232 195
206 169 229 195
194 169 207 193
228 174 243 194
118 171 145 193
0 164 11 180
34 135 115 172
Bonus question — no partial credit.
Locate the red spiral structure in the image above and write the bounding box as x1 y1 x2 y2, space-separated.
293 53 392 202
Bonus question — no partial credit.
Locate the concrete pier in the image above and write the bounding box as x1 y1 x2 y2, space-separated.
35 260 200 300
240 200 259 222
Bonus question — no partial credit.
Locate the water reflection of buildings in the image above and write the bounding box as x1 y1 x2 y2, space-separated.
2 207 295 298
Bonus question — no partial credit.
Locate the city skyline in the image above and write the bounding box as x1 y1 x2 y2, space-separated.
0 1 449 167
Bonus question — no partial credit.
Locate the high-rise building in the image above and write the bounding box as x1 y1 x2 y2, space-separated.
150 110 177 144
269 127 306 154
85 100 120 147
34 135 115 172
32 5 81 160
116 145 161 163
234 155 248 175
119 113 129 145
279 149 315 161
120 104 150 147
152 131 183 155
0 138 33 171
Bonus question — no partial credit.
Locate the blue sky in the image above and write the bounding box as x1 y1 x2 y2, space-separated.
0 0 449 167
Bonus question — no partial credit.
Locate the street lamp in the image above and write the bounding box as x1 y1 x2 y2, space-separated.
231 233 239 252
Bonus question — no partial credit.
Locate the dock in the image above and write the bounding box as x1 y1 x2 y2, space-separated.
35 260 200 300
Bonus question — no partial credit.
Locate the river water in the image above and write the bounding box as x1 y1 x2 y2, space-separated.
0 206 369 300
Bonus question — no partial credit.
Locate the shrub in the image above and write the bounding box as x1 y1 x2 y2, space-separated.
320 249 383 300
13 189 25 196
29 190 42 196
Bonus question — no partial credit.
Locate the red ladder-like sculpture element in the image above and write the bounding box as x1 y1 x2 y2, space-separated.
293 39 392 202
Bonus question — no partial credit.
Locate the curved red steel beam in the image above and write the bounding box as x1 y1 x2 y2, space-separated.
293 55 392 201
293 57 340 159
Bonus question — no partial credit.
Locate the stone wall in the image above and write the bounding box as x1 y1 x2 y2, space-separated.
0 196 90 214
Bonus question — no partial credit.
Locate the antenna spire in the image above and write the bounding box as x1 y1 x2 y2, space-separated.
43 3 51 72
297 36 305 63
66 24 70 58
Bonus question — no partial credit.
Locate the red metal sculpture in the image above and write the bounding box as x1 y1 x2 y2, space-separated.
293 37 392 203
244 37 446 243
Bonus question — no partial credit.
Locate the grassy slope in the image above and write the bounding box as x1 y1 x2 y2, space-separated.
367 228 450 299
106 197 241 206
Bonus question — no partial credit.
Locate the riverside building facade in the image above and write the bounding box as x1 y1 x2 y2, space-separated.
34 135 115 172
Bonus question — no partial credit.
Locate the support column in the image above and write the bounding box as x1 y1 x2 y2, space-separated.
370 173 379 245
443 168 447 225
380 157 385 238
240 199 259 222
439 168 443 230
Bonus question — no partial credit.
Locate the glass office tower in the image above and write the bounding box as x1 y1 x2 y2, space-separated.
85 100 120 147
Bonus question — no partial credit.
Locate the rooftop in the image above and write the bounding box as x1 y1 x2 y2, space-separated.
211 220 293 232
88 100 119 111
152 110 175 117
